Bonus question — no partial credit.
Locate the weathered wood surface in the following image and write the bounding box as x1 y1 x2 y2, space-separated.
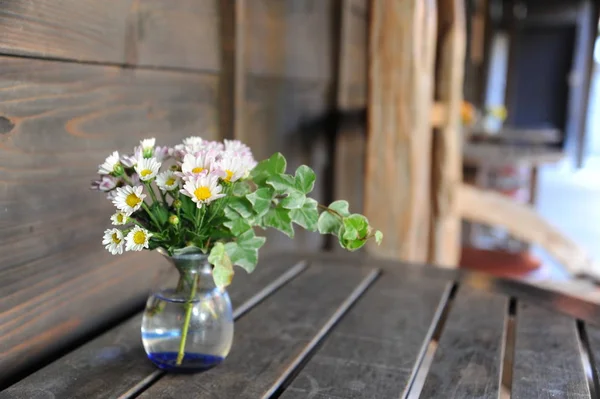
280 270 451 398
420 287 507 398
0 0 220 71
366 0 437 261
243 0 335 80
240 76 331 253
430 0 466 268
138 261 376 398
0 257 307 399
584 323 600 389
512 303 590 398
463 143 565 167
0 55 219 385
334 0 368 219
458 183 599 280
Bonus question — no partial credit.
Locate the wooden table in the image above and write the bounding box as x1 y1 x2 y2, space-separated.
2 252 600 398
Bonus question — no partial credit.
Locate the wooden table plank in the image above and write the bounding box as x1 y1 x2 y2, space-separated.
138 260 378 398
420 286 508 398
512 302 590 399
0 256 306 399
584 323 600 392
280 269 452 399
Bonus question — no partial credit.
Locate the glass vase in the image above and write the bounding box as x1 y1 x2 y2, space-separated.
141 252 234 372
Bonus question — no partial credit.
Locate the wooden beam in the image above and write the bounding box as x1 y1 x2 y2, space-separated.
430 0 466 267
458 184 599 279
365 0 437 261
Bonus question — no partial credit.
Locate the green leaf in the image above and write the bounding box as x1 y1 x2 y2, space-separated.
329 200 350 217
263 206 294 237
290 198 318 231
180 195 197 221
227 197 254 219
250 153 287 185
224 230 266 273
279 191 306 209
150 203 169 227
265 174 296 193
317 200 350 235
246 187 274 217
224 218 252 236
294 165 316 194
237 229 266 250
232 181 252 196
342 214 369 241
375 230 383 245
209 243 234 288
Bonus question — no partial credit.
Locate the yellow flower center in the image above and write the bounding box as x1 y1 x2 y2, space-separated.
166 177 176 186
133 231 147 245
225 170 234 182
116 214 125 223
111 233 121 244
192 167 204 174
194 186 212 201
140 169 153 177
126 193 142 207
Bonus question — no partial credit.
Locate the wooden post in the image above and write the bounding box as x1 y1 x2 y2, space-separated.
365 0 437 261
430 0 466 267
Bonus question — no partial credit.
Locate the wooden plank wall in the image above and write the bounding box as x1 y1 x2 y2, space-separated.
0 0 338 386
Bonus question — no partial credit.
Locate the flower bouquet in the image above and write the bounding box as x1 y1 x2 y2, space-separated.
91 136 382 371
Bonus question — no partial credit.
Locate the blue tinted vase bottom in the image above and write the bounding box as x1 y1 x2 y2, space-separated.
148 352 224 372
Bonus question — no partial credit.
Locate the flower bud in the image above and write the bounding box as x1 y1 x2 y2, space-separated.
112 163 125 177
168 215 179 225
170 164 181 172
173 199 182 209
143 148 154 159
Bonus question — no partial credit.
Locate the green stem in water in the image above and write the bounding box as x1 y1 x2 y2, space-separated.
176 273 198 365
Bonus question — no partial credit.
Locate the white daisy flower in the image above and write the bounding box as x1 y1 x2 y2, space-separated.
110 211 129 225
169 144 187 161
154 146 170 162
140 138 156 158
180 151 217 176
216 152 248 183
156 170 180 192
125 226 153 251
180 173 226 208
202 140 225 152
102 228 124 255
91 176 117 192
98 151 121 175
134 157 161 181
224 139 252 155
112 185 146 214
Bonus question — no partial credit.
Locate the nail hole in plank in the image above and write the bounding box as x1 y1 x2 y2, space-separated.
403 282 459 399
577 320 600 398
499 297 517 399
119 260 309 399
268 269 381 399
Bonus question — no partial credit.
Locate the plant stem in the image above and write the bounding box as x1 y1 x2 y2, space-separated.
317 203 344 219
144 182 159 204
176 273 198 365
141 202 161 228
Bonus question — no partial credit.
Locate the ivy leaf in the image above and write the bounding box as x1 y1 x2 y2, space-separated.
294 165 316 194
263 206 294 237
317 200 350 235
266 174 297 193
227 197 254 219
208 243 234 288
290 198 318 231
224 229 266 273
224 218 252 236
280 191 306 209
246 187 274 217
232 181 252 196
342 214 370 241
250 153 287 185
375 230 383 245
